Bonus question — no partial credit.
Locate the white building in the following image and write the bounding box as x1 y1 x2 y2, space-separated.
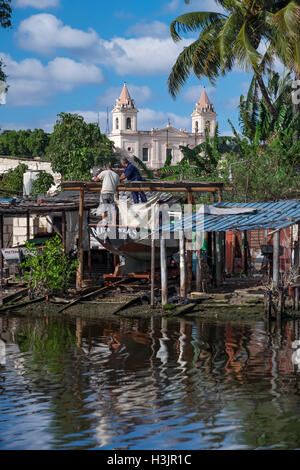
109 83 217 169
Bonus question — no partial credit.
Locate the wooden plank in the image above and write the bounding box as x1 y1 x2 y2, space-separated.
59 278 126 313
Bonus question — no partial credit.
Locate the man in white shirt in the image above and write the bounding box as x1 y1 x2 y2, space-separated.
93 164 120 220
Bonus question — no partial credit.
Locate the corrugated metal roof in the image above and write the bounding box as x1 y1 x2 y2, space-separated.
157 200 300 233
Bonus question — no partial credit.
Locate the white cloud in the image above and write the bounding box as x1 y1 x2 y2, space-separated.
97 84 153 108
1 53 104 106
17 14 98 55
163 0 226 14
14 0 59 8
16 14 193 75
182 85 214 103
126 21 169 38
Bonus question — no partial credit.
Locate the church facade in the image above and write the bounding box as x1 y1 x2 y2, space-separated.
109 83 217 169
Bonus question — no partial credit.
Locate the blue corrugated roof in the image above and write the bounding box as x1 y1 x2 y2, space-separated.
158 200 300 233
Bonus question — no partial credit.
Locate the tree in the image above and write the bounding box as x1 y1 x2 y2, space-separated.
0 0 12 29
26 129 50 157
0 1 12 95
46 112 116 181
0 163 28 195
168 0 300 119
30 171 54 197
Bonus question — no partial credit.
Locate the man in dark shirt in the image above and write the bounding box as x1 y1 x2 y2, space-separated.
120 158 147 203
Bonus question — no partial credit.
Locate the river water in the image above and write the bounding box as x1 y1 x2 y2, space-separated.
1 313 300 450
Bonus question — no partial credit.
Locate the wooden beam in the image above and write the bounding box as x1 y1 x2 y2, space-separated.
61 210 66 253
160 236 168 306
76 188 84 290
273 231 280 288
186 191 193 293
179 230 186 298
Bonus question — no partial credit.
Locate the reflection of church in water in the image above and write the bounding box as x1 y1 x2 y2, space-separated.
109 83 217 169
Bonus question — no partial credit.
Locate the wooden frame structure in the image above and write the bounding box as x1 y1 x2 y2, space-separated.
61 180 224 293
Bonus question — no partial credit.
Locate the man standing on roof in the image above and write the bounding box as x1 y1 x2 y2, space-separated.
120 158 147 204
93 163 120 220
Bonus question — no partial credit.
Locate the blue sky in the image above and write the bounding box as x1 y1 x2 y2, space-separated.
0 0 253 136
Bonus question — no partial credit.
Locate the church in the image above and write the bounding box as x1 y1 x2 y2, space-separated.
109 83 217 169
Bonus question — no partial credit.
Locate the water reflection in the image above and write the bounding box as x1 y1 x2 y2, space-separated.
1 314 300 449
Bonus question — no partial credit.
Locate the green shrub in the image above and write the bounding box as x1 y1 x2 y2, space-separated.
21 235 78 298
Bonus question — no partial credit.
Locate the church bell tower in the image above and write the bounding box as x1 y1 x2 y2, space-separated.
112 83 138 133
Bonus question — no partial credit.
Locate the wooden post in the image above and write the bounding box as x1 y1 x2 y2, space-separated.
215 231 222 287
61 210 66 253
0 215 3 286
76 189 84 290
150 238 155 308
179 230 186 298
160 236 168 306
231 233 236 275
296 223 300 311
26 211 30 241
273 230 280 288
186 191 193 293
242 231 248 274
195 231 201 291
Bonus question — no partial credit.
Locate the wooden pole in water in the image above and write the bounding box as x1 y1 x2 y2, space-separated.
0 215 3 286
150 237 155 308
76 188 84 290
195 231 201 292
160 235 168 306
179 230 186 298
215 231 222 287
273 230 280 288
186 190 193 293
296 222 300 311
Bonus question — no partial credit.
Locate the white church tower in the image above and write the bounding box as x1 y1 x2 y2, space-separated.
191 88 217 136
112 82 138 133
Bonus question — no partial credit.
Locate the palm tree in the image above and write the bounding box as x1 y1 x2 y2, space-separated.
239 69 294 143
168 0 300 120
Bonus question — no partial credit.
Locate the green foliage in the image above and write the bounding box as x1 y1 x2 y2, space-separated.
0 129 50 157
133 156 155 179
167 1 300 118
46 112 116 181
0 0 12 29
0 162 28 195
30 171 55 197
21 235 78 298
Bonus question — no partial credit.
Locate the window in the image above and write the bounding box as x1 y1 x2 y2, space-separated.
195 121 198 133
166 148 172 159
142 147 149 162
126 117 131 129
127 146 132 152
115 118 119 130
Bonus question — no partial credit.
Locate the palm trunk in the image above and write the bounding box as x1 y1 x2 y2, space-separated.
254 71 278 120
293 70 300 142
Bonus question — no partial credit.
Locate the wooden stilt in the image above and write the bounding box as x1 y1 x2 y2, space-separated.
61 210 66 253
0 215 3 287
160 236 168 306
150 238 155 308
179 230 186 298
76 189 84 290
26 211 30 241
195 231 201 292
186 191 193 293
215 231 222 287
273 231 280 288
